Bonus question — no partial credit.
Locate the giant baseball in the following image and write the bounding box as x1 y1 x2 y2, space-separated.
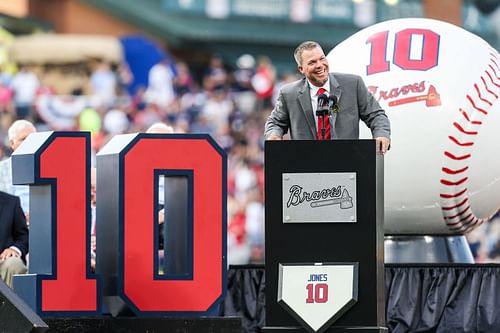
327 18 500 234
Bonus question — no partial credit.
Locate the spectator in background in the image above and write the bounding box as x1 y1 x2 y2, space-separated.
0 120 37 222
10 65 39 119
90 61 117 108
145 58 176 111
203 54 228 92
232 54 256 114
251 56 276 110
0 191 29 288
200 86 234 136
227 198 251 265
131 85 147 113
245 188 265 264
116 62 133 97
173 61 194 96
0 81 14 115
103 109 130 136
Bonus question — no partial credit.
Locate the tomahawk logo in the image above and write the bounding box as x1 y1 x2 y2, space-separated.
287 185 353 209
367 81 442 108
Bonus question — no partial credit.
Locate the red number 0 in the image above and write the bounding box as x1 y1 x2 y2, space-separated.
367 28 440 75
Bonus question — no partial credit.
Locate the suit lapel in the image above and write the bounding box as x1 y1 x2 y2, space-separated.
297 80 317 139
329 74 342 139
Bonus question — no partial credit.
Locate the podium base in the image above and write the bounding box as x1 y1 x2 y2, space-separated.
44 317 241 333
262 326 388 332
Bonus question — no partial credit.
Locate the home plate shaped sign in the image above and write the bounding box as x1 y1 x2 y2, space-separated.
278 263 358 333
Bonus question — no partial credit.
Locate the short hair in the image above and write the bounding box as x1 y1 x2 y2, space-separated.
146 122 174 134
294 41 323 66
8 120 36 142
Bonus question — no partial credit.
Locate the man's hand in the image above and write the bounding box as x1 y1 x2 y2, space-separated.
375 137 390 155
267 135 283 141
0 248 20 260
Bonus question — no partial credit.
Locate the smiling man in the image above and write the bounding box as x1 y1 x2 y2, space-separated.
264 41 391 154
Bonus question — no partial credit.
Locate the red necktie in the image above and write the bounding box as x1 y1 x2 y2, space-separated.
316 88 331 140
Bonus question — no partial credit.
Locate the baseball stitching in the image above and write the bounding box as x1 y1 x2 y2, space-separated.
440 47 500 233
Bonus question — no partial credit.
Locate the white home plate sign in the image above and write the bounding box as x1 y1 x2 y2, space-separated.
278 263 359 333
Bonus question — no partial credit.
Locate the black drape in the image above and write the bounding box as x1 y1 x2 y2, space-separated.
220 265 266 333
386 265 500 333
221 264 500 333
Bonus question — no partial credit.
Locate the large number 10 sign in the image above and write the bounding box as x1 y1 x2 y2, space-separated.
12 131 227 317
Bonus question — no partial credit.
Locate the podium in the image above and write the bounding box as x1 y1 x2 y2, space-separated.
263 140 386 333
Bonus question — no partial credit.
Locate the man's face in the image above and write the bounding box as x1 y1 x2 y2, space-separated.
298 46 329 87
10 127 35 151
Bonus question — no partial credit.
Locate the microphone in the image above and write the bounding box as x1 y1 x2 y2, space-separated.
316 93 329 116
318 93 329 105
328 95 338 112
316 93 329 139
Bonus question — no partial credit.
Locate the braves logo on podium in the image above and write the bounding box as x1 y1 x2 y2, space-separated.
286 184 352 209
282 172 357 223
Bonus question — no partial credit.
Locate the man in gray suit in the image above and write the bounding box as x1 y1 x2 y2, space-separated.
265 41 390 154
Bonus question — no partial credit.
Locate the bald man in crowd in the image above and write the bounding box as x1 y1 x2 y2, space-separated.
0 120 37 223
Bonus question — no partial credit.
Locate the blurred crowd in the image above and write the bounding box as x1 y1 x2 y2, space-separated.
466 212 500 263
1 48 499 265
0 52 301 266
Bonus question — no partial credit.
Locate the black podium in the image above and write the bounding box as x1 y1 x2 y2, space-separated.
264 140 386 333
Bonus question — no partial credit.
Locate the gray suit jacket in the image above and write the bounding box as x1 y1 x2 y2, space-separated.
264 73 390 140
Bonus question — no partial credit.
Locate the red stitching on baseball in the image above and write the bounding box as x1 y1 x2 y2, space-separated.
466 95 488 115
441 177 468 186
442 166 469 175
489 64 500 80
441 198 468 210
440 188 468 198
448 222 469 231
474 83 493 106
491 57 499 71
481 76 498 98
460 216 479 231
488 64 500 76
448 136 473 147
486 70 500 88
444 206 471 219
466 217 481 229
444 151 471 160
446 213 473 225
488 48 498 55
447 215 475 229
453 122 477 135
488 65 500 87
459 109 482 125
466 218 484 232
